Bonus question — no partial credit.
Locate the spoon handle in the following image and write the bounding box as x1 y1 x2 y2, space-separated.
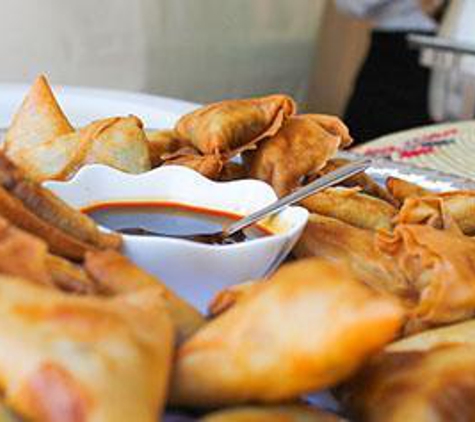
224 158 372 236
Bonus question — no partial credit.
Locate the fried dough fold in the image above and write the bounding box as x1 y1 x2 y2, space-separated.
0 275 174 422
396 196 462 234
387 319 475 352
175 95 296 157
5 76 151 180
4 75 74 178
84 250 205 343
394 190 475 235
294 214 407 299
80 115 151 173
207 281 259 317
317 159 396 205
170 259 403 408
0 216 98 294
0 216 52 286
162 147 224 179
340 344 475 422
146 129 191 167
386 176 431 204
247 115 344 197
377 224 475 333
301 187 397 231
219 162 248 182
0 154 121 259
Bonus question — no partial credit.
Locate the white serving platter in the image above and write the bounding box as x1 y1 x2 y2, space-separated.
0 83 198 129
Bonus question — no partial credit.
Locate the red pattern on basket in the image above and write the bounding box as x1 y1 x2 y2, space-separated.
360 128 458 160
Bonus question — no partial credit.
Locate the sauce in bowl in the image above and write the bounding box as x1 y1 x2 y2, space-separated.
82 201 272 245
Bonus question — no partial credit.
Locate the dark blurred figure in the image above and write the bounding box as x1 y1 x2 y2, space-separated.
336 0 449 143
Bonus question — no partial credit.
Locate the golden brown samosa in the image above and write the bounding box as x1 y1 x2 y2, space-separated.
392 186 475 235
301 187 397 231
219 162 248 181
201 404 345 422
436 190 475 235
0 184 96 260
4 75 76 181
396 196 462 234
340 344 475 422
162 146 224 179
170 259 404 408
0 216 52 286
0 153 121 260
387 319 475 352
80 115 151 173
247 115 344 197
316 158 396 205
304 114 353 148
294 214 408 300
0 215 97 294
207 280 259 317
0 274 174 422
175 94 296 156
0 153 120 250
385 176 430 204
45 254 97 295
377 224 475 333
84 250 205 343
146 129 191 167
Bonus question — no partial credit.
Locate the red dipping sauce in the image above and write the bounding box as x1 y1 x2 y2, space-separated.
82 201 272 245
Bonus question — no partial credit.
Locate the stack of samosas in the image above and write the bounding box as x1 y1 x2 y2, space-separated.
0 216 403 421
3 76 475 420
4 76 353 196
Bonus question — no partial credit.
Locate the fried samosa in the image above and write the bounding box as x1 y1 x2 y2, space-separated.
175 95 296 157
0 153 121 260
316 159 396 205
377 224 475 333
307 114 353 147
294 214 408 300
340 344 475 422
45 254 97 295
201 404 345 422
146 129 191 167
436 190 475 235
207 280 259 317
387 319 475 352
4 75 74 171
80 115 151 173
386 176 431 203
0 215 98 294
170 259 404 408
247 115 344 197
394 189 475 235
0 216 52 286
10 132 86 182
396 196 462 234
6 76 151 180
301 187 397 231
162 147 224 179
0 274 174 422
219 162 248 182
84 250 205 343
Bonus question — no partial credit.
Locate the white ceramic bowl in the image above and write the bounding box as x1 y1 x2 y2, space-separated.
45 165 308 312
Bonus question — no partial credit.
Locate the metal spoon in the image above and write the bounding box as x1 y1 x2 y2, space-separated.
119 158 372 244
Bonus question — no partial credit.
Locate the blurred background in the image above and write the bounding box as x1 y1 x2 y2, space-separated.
1 0 474 146
0 0 366 114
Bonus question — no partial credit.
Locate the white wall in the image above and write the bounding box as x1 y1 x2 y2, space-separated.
0 0 327 103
